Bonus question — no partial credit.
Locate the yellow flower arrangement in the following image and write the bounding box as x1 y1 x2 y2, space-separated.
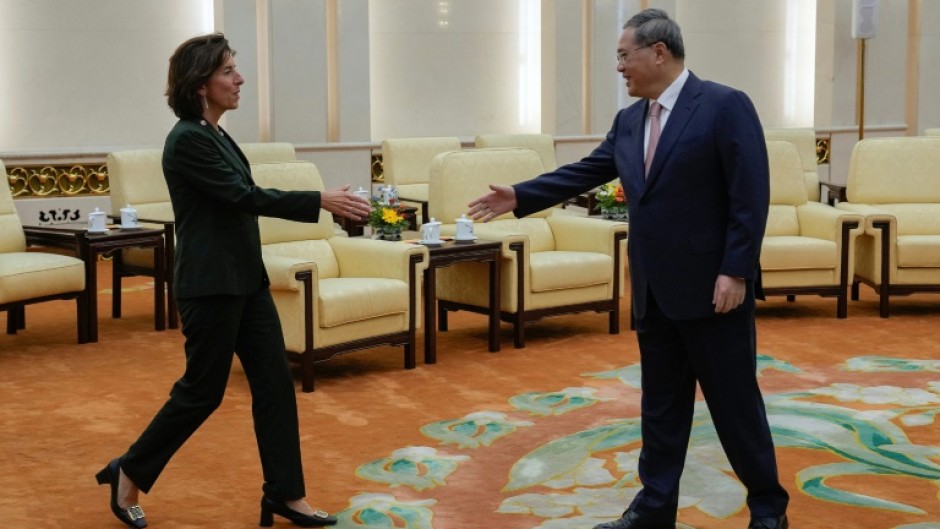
594 183 627 219
369 198 410 239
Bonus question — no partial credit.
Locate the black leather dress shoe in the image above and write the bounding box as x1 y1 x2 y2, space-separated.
748 514 788 529
592 510 674 529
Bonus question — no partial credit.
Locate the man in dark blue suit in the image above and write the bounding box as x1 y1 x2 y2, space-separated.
468 9 789 529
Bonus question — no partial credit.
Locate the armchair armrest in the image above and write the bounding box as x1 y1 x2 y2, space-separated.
547 215 629 254
796 202 863 241
262 253 318 291
472 224 529 259
835 202 897 236
328 237 429 280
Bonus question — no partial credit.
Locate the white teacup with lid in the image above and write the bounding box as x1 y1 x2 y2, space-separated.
120 204 139 228
421 217 442 243
87 207 107 233
353 186 370 201
455 214 475 240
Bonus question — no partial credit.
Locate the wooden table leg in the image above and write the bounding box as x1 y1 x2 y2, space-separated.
423 266 437 364
488 254 500 352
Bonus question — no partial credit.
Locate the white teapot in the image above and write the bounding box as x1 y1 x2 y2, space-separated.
421 217 442 243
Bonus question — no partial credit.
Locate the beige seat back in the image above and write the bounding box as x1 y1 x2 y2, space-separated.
0 160 27 253
107 142 296 220
381 137 461 200
106 149 172 221
474 133 558 171
847 137 940 205
764 128 819 202
765 141 807 238
430 148 554 251
253 161 339 279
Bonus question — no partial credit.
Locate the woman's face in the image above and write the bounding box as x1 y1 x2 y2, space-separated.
199 53 243 116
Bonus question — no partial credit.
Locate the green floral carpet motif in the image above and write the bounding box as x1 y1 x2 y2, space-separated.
341 354 940 529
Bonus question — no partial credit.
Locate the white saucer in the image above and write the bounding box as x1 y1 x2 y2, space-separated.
86 228 110 234
454 236 477 242
419 239 445 246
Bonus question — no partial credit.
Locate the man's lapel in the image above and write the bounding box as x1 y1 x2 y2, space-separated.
642 73 703 193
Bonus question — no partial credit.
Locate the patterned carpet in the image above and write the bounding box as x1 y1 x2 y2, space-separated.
1 261 939 529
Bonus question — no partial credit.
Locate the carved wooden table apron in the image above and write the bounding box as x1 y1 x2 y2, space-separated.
24 223 167 343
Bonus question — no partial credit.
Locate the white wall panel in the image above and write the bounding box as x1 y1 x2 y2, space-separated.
0 0 213 153
369 0 541 140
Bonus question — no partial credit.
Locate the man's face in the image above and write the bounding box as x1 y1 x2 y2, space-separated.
616 28 658 99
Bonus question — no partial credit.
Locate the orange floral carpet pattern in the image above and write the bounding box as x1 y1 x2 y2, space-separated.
1 261 939 529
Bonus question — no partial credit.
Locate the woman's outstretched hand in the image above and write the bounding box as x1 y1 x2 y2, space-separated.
467 184 516 222
321 184 372 220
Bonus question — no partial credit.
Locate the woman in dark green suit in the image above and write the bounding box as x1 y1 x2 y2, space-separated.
95 33 371 528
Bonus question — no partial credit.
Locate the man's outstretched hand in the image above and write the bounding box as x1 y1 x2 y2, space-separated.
467 184 517 222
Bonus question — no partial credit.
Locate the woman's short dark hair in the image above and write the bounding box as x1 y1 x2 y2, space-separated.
165 33 235 119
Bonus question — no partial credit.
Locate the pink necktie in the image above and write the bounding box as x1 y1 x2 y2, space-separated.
645 101 662 177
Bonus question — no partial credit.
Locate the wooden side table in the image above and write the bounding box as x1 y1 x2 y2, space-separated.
23 223 169 342
362 232 502 363
420 237 502 364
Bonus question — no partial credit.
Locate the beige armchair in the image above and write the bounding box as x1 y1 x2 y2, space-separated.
474 133 558 171
760 141 862 317
106 142 297 328
1 160 89 342
253 161 429 392
924 128 940 136
429 148 627 348
835 137 940 317
381 136 461 225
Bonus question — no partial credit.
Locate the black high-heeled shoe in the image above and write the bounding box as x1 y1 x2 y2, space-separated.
95 458 148 529
259 495 337 527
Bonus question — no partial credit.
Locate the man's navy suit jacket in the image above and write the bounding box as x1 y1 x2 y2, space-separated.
514 72 769 321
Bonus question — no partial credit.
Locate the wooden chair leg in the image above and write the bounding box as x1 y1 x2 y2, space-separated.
301 353 315 393
438 304 448 331
6 307 18 334
851 281 860 301
513 314 525 349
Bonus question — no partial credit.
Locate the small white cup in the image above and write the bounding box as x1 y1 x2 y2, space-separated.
455 214 474 240
87 207 107 232
120 204 138 228
421 217 442 243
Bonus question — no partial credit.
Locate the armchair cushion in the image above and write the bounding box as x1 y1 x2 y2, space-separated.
897 235 940 267
529 251 611 292
318 278 409 327
761 237 836 270
0 253 85 304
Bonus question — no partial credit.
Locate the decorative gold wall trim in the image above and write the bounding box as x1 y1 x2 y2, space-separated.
371 154 384 183
815 137 831 165
6 163 109 198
